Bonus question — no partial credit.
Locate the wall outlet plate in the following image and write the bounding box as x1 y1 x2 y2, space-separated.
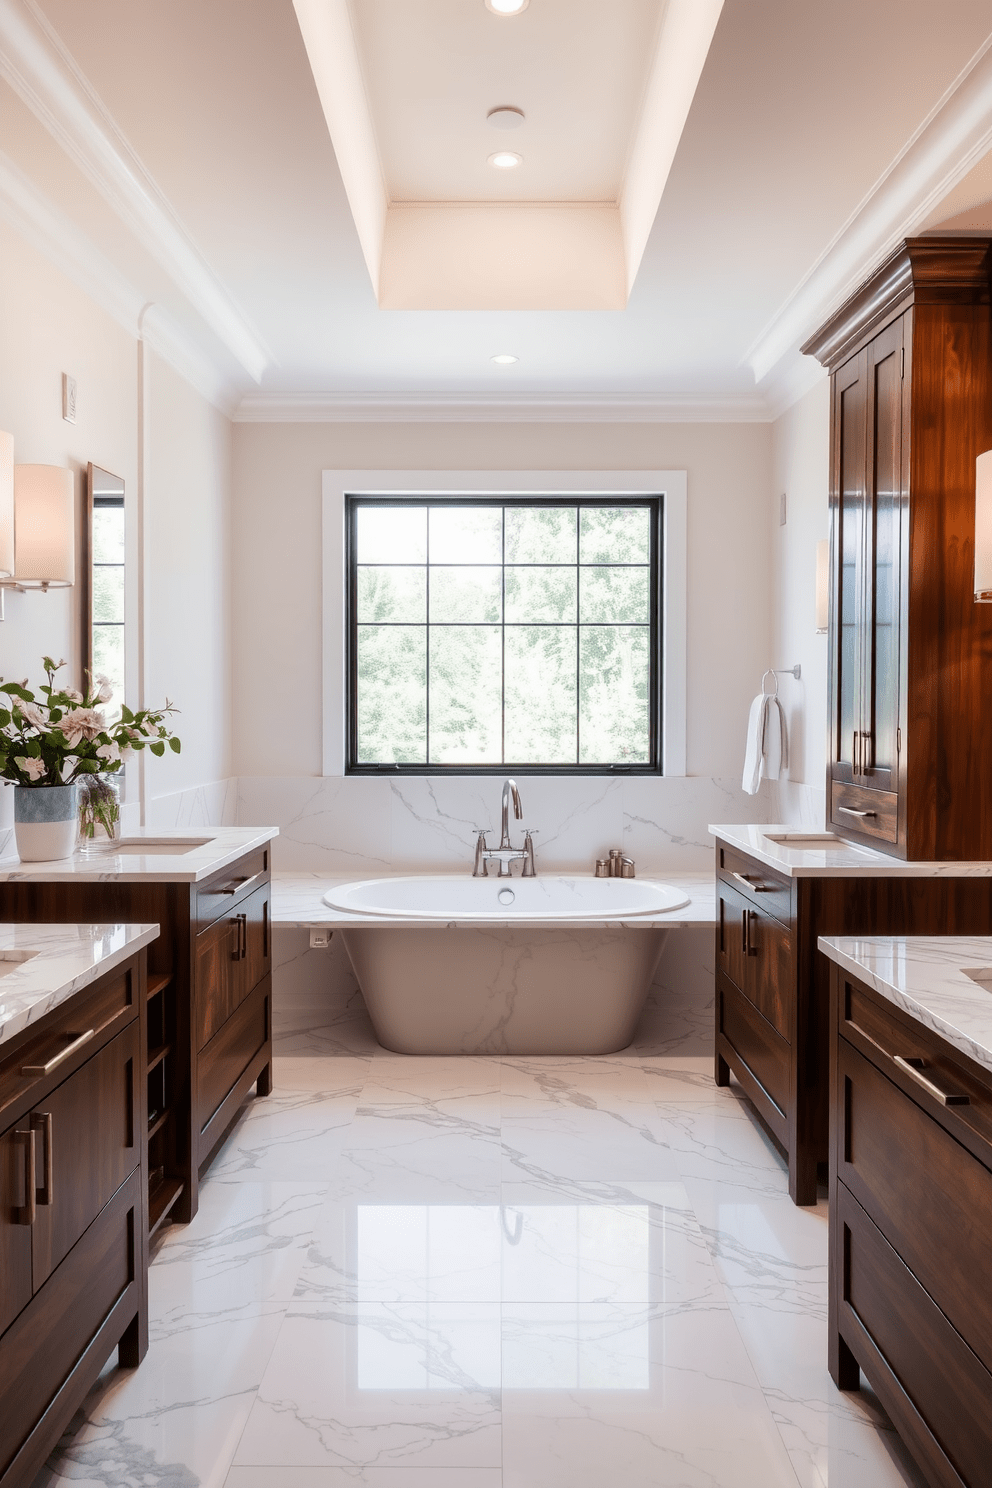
309 928 332 949
62 372 77 424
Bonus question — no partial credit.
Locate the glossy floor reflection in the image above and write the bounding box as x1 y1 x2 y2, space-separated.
34 1009 926 1488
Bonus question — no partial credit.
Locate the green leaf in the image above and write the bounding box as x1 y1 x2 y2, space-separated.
150 740 165 757
169 736 181 753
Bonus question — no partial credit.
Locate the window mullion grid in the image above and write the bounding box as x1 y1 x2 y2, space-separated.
501 508 506 766
425 513 431 767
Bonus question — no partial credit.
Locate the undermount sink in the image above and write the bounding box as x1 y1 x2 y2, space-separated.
106 837 214 856
764 833 869 850
963 967 992 991
0 950 40 977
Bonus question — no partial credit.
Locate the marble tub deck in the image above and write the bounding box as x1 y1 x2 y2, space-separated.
31 992 925 1488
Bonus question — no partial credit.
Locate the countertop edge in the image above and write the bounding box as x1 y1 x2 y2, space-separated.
0 827 278 884
0 922 161 1048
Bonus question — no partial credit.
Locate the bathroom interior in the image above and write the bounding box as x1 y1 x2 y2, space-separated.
2 1 992 1484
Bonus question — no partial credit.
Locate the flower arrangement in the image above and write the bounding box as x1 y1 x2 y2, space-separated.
0 656 180 788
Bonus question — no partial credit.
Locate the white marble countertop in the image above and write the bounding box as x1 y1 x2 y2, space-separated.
819 934 992 1076
0 921 160 1047
0 826 278 885
709 822 992 879
271 870 716 928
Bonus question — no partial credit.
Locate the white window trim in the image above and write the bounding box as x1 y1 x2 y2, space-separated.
321 469 687 777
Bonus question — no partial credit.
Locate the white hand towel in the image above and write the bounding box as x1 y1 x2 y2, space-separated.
762 695 788 781
742 693 765 795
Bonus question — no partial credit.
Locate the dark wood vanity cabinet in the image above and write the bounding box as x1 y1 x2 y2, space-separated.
828 961 992 1487
803 236 992 860
0 842 273 1235
714 836 992 1206
0 950 148 1487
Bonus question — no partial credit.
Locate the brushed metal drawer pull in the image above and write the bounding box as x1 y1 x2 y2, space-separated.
213 871 265 898
893 1055 970 1107
21 1028 95 1076
732 872 771 893
837 806 877 819
14 1129 35 1225
31 1111 53 1205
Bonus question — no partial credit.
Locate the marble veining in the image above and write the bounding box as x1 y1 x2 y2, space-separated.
33 1005 922 1488
0 922 159 1046
819 934 992 1075
0 825 277 885
711 821 992 878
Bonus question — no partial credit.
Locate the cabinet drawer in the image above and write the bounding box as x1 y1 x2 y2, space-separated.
196 848 269 930
31 1020 141 1288
196 977 269 1136
836 1036 992 1377
0 1168 141 1480
718 974 790 1117
0 964 136 1126
837 1182 992 1488
830 779 898 844
716 844 792 926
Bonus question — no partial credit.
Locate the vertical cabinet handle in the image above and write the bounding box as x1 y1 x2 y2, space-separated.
15 1128 36 1225
741 908 748 958
746 910 757 956
230 916 241 962
30 1112 53 1206
242 914 248 960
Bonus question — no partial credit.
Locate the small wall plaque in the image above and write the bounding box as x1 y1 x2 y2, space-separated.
62 373 77 424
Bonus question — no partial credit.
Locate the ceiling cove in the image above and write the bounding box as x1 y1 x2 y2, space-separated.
292 0 724 310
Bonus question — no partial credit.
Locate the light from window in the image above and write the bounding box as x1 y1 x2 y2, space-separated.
348 497 660 772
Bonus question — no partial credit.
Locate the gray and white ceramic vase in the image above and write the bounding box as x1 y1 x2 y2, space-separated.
13 783 78 862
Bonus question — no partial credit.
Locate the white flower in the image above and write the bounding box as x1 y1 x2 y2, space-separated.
15 756 46 781
60 755 81 781
95 675 114 704
58 707 105 748
96 741 121 764
66 689 83 704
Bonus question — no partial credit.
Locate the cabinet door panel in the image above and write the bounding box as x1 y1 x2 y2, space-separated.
243 884 270 994
833 352 868 779
746 907 793 1040
194 914 242 1050
716 882 748 993
0 1122 33 1335
865 318 905 791
30 1022 140 1288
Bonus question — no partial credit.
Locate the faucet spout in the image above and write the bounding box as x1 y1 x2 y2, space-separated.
500 778 523 850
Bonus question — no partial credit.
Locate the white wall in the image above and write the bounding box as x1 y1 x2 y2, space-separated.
770 376 830 827
0 220 233 842
231 420 778 871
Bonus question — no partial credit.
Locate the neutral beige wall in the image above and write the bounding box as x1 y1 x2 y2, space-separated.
0 221 233 828
770 377 831 793
231 420 774 778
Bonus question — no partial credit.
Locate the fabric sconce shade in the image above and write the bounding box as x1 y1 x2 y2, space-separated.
815 539 829 632
0 433 13 578
14 464 75 587
976 451 992 602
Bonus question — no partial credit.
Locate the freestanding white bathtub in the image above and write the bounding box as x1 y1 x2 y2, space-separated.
322 876 690 1056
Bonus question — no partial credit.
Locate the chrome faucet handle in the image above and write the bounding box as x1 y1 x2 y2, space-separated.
472 829 490 878
521 829 538 878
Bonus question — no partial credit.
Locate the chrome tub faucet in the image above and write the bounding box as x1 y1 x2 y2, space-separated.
473 778 537 877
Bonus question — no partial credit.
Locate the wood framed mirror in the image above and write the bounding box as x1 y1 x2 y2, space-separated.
83 463 125 720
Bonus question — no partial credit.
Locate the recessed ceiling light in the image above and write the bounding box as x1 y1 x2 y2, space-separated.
488 107 525 131
486 0 529 14
491 354 518 365
489 151 522 170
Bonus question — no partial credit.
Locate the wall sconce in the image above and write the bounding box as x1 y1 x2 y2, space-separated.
975 451 992 602
815 538 829 633
0 464 75 595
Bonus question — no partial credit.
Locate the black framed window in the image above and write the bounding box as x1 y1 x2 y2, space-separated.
346 495 663 774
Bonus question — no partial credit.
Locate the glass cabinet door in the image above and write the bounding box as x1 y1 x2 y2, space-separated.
865 320 905 790
833 352 868 778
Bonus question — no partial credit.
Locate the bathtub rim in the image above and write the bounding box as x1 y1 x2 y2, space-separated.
321 872 691 924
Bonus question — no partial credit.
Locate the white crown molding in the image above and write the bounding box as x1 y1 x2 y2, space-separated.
0 148 239 416
746 32 992 387
0 0 271 382
233 390 775 424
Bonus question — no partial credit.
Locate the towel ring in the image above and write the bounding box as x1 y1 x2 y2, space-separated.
761 664 802 696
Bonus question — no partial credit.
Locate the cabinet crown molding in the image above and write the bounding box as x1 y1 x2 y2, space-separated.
802 236 992 372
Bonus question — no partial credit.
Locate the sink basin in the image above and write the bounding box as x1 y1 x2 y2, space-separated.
106 837 214 856
963 968 992 991
0 950 39 978
764 833 869 850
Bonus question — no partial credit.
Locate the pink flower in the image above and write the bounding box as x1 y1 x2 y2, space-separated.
58 707 105 748
15 756 47 781
94 675 114 704
18 700 48 731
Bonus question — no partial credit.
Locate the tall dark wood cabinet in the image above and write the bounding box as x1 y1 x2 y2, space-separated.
802 236 992 860
0 948 148 1486
0 843 273 1236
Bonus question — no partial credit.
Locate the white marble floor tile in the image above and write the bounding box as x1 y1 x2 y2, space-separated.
36 1302 287 1488
150 1180 327 1315
501 1305 801 1488
656 1093 793 1196
337 1115 503 1203
501 1105 679 1183
273 1054 374 1092
275 1007 382 1057
208 1085 363 1182
233 1303 501 1469
640 1055 724 1101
